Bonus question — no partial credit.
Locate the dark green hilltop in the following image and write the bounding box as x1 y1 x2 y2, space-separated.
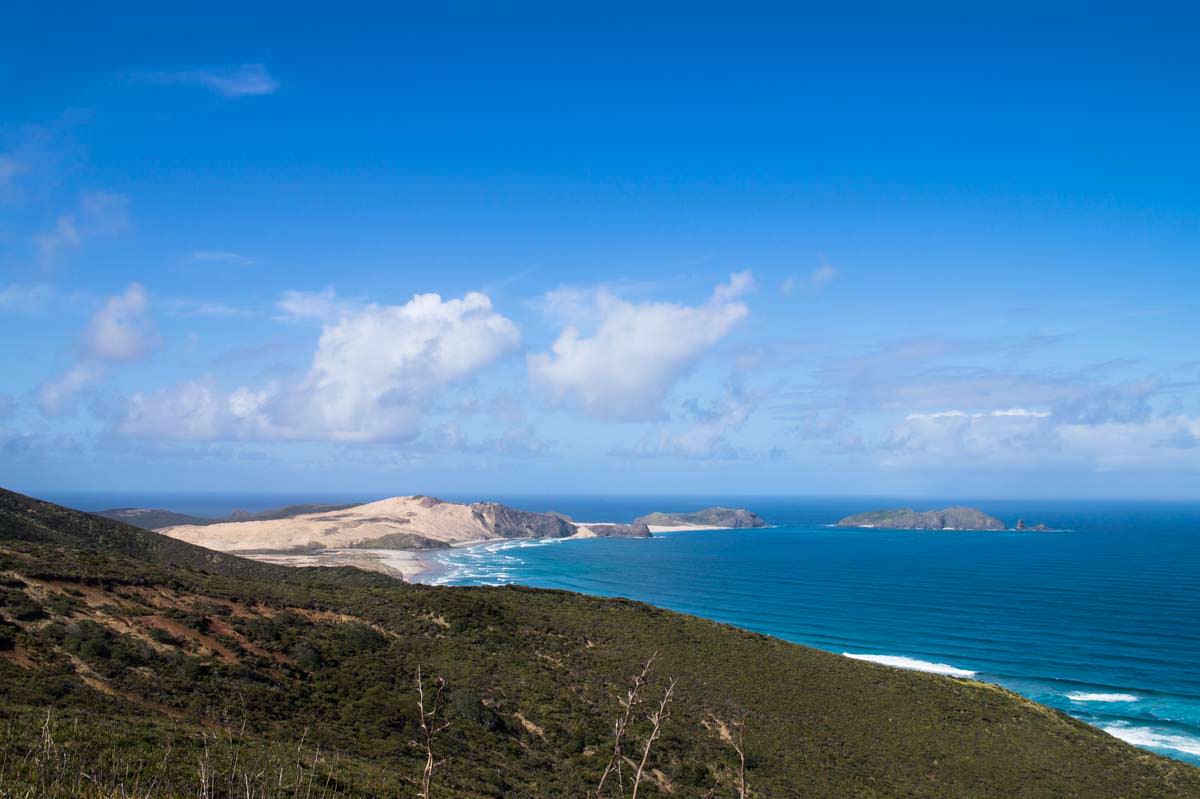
1 486 1197 798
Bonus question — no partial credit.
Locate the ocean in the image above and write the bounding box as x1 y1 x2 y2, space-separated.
420 496 1200 766
51 491 1200 766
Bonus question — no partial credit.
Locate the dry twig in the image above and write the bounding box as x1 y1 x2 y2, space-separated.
594 652 657 798
415 665 450 799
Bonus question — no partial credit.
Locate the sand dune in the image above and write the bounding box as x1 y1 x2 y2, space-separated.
158 495 508 552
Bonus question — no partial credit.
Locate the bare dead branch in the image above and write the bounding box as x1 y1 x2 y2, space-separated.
594 652 657 798
630 677 676 799
415 665 450 799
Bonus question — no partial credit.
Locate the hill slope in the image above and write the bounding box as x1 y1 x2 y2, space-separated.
1 488 1197 798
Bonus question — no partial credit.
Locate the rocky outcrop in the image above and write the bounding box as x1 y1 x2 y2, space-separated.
470 502 577 539
583 522 653 538
634 507 766 529
836 506 1005 531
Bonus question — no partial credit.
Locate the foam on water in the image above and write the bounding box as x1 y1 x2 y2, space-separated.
842 653 977 678
1102 723 1200 757
1067 692 1140 703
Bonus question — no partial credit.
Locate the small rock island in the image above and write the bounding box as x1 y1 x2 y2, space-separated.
635 507 767 529
836 506 1006 530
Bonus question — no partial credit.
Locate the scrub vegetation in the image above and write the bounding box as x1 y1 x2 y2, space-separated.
1 487 1198 798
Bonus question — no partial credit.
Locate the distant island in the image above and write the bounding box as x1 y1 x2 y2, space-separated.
836 506 1007 530
634 506 766 530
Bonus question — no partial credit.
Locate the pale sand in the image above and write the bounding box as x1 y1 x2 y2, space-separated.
645 524 730 533
159 496 498 552
247 547 434 581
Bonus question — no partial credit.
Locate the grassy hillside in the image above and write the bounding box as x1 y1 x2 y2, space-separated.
1 488 1198 798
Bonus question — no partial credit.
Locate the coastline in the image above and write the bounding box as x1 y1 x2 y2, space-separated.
241 527 650 583
408 522 739 584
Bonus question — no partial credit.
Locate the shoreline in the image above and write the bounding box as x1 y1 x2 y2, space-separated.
226 522 746 583
409 522 743 583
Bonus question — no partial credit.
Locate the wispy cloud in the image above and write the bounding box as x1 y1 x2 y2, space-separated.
274 288 353 322
137 64 278 97
781 259 838 294
0 283 54 312
190 250 255 266
613 383 759 460
35 191 130 264
809 263 838 288
40 283 157 414
0 121 68 204
164 298 254 318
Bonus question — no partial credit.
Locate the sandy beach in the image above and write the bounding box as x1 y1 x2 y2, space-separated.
243 547 436 581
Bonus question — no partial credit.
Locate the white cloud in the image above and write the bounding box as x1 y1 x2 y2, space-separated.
275 288 350 322
711 270 756 304
118 378 228 441
39 363 107 416
39 283 156 414
879 405 1200 472
1055 416 1200 469
298 292 520 440
528 272 752 420
190 250 254 266
165 298 252 318
82 283 154 361
881 408 1057 468
142 64 278 97
119 290 521 442
779 261 837 296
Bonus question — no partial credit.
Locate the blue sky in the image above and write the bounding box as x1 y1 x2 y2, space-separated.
2 4 1198 498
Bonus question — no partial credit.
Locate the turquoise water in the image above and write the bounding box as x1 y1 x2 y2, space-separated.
423 497 1200 766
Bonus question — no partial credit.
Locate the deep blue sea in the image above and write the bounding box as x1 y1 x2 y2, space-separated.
423 496 1200 766
51 492 1200 766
